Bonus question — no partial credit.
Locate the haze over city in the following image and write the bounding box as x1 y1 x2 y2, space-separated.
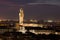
0 0 60 20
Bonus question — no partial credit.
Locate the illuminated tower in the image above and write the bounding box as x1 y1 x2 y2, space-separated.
19 8 26 33
19 8 24 26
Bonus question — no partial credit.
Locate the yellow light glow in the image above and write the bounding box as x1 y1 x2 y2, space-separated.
0 19 2 21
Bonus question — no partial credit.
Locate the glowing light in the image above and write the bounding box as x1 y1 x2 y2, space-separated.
48 20 53 22
30 19 37 22
55 32 58 35
23 23 43 27
0 19 2 21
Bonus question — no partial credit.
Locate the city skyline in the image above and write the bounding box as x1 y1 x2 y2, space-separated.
0 0 60 20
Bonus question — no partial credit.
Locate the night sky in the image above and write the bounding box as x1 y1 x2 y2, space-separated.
0 0 60 20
